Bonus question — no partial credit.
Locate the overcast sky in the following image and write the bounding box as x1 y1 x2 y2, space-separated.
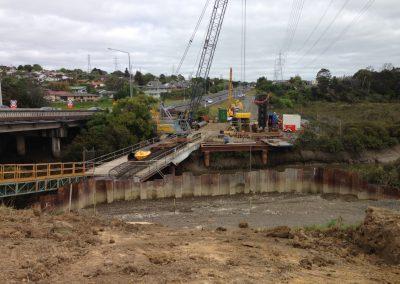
0 0 398 80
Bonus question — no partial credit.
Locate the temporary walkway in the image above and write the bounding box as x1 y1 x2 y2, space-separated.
0 162 87 198
89 138 160 176
109 133 203 182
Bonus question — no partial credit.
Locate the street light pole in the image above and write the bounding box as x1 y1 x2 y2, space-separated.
107 48 133 98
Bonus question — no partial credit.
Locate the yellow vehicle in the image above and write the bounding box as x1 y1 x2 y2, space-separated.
227 68 251 119
134 150 152 161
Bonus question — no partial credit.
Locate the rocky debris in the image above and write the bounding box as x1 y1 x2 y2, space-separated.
355 207 400 264
238 222 249 229
299 255 335 270
216 226 227 232
299 258 312 270
265 226 292 239
148 253 175 265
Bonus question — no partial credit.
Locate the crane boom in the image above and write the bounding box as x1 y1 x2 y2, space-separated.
185 0 229 125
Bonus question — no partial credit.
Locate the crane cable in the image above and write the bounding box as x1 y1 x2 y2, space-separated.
306 0 375 67
175 0 211 75
295 0 351 65
241 0 247 84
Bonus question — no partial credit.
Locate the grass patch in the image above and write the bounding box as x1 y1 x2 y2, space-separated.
51 98 114 110
274 102 400 154
303 218 360 232
275 101 400 126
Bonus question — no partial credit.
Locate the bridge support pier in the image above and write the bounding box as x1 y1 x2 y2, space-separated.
204 151 210 167
16 135 26 156
169 164 176 176
52 137 61 158
262 150 268 165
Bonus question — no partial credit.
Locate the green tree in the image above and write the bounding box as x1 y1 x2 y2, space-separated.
143 73 156 85
1 77 47 108
316 68 331 94
159 74 167 84
32 64 43 72
134 71 145 86
105 76 127 92
64 95 157 160
124 68 130 78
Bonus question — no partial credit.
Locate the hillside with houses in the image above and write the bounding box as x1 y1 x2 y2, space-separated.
0 64 196 108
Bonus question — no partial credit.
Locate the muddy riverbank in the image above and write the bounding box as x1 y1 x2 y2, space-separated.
93 192 400 229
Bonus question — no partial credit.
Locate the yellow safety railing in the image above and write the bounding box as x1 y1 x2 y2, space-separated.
0 162 89 183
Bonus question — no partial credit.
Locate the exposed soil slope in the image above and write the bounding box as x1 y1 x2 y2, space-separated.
1 206 399 283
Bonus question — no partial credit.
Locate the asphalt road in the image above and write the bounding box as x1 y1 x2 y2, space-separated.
172 88 251 112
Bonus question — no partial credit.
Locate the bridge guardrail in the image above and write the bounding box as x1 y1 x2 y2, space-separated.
0 110 97 122
86 137 162 168
109 133 202 180
0 162 88 184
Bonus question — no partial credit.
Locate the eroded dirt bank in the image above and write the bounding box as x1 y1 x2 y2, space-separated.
1 205 400 283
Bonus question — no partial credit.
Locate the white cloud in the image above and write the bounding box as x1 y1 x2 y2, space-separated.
0 0 399 80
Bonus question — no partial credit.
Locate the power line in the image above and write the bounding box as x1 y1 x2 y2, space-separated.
295 0 351 65
278 0 306 79
307 0 375 67
281 0 304 53
286 0 306 53
297 0 334 53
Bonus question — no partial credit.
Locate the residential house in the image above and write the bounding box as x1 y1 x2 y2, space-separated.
90 81 105 89
45 90 100 102
70 86 87 93
145 79 168 98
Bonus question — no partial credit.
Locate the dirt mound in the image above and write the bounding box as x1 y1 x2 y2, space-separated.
355 207 400 264
1 205 400 283
265 226 293 238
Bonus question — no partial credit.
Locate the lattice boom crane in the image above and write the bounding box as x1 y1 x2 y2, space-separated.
183 0 229 130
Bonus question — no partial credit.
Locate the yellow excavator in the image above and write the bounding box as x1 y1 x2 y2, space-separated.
227 67 251 120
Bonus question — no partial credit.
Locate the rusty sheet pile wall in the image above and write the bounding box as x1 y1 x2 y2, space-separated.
40 168 400 211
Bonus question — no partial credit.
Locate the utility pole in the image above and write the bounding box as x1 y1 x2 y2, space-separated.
228 67 233 106
0 76 3 106
278 51 284 81
113 57 119 71
108 48 133 98
87 54 92 74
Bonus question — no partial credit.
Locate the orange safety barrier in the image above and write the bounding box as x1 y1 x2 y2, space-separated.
0 162 89 183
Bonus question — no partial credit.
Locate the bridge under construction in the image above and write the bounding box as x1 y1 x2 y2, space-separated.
0 133 205 198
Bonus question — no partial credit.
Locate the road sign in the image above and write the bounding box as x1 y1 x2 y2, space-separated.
10 100 17 109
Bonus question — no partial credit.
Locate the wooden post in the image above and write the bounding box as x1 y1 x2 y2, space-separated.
262 150 268 165
204 151 210 167
68 183 73 213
